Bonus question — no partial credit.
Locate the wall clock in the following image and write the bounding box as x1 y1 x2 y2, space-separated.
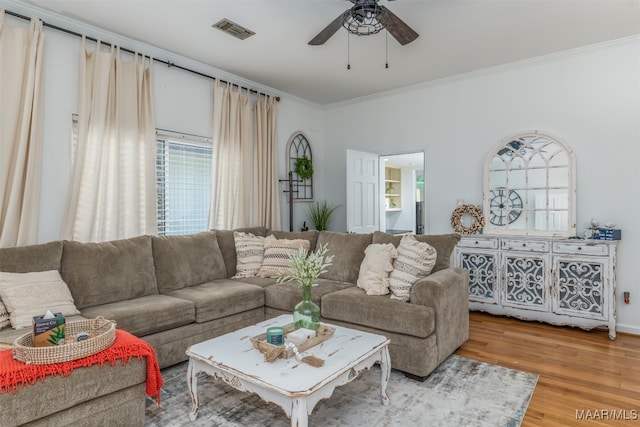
489 189 523 226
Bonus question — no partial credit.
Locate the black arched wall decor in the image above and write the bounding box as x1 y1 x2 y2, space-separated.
286 132 314 200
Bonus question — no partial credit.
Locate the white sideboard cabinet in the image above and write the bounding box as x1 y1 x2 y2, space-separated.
454 235 617 339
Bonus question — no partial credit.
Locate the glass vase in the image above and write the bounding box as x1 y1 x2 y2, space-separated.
293 285 320 330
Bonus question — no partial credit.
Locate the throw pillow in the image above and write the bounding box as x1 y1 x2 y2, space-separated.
232 231 266 278
356 244 398 296
0 300 9 330
257 236 311 278
389 234 438 302
0 270 81 329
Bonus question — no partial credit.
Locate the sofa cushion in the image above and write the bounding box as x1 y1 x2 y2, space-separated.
80 294 195 337
257 235 310 278
232 231 265 278
0 354 146 427
264 278 353 312
0 270 81 329
215 227 268 278
152 231 227 293
269 230 320 252
372 231 461 273
0 241 63 273
166 279 264 323
61 236 158 309
317 231 372 284
321 286 435 339
389 235 437 302
231 276 278 288
356 243 397 296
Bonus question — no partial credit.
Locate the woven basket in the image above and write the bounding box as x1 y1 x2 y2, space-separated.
12 317 116 365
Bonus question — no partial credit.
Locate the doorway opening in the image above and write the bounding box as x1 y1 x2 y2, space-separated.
380 152 425 234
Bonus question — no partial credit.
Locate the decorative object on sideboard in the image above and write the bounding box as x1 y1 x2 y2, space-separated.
584 220 621 240
488 188 523 226
484 131 576 237
450 204 485 234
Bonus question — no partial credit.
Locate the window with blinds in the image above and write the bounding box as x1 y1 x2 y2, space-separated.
156 134 213 236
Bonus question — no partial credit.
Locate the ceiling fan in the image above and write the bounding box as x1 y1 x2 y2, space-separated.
309 0 419 46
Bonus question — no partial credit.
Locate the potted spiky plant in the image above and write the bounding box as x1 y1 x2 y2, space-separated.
307 201 338 231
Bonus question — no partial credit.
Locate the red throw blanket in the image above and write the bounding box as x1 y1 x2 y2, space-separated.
0 329 163 404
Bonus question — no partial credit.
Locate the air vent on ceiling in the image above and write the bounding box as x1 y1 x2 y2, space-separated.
212 19 255 40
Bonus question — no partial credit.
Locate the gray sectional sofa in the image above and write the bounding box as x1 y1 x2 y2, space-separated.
0 228 468 426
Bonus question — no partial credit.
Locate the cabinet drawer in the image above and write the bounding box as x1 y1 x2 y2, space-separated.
458 238 498 249
552 242 609 256
501 239 549 252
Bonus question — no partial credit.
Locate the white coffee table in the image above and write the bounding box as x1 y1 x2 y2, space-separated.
185 314 391 426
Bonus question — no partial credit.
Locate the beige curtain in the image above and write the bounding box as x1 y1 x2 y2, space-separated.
209 82 250 229
253 95 281 230
62 38 156 242
0 12 45 247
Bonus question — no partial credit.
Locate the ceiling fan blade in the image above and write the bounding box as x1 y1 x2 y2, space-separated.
379 6 419 46
308 12 346 45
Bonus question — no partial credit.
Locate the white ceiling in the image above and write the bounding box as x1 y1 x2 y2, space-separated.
17 0 640 105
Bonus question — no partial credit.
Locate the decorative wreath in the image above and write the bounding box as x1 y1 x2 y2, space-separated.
450 204 485 234
294 156 314 180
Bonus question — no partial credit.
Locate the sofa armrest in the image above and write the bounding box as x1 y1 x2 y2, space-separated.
410 267 470 364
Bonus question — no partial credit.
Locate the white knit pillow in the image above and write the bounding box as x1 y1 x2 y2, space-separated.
389 234 437 302
0 270 81 329
232 231 266 278
257 236 311 278
356 244 398 296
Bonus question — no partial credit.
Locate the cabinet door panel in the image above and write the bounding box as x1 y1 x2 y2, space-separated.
553 258 607 320
502 254 549 311
459 251 499 304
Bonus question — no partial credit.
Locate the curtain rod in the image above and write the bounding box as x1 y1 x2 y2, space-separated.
4 9 281 102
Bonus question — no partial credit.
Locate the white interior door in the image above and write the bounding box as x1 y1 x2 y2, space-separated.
346 149 379 233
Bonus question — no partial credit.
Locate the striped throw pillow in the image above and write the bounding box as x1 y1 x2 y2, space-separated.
257 235 311 278
389 234 437 302
232 231 266 278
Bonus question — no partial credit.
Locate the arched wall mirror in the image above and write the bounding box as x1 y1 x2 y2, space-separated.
483 131 576 237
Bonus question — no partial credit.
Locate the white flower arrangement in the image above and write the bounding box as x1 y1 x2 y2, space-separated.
277 243 334 289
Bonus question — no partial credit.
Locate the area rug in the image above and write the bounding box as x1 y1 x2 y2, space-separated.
145 354 537 427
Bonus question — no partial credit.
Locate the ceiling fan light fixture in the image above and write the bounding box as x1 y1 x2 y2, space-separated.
342 4 386 36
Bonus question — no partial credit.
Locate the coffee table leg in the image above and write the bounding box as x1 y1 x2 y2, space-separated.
291 398 309 427
187 358 200 421
380 346 391 406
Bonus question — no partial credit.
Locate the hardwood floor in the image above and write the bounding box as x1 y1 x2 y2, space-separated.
455 312 640 426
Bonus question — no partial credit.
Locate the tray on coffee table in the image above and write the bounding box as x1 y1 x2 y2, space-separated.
250 322 335 359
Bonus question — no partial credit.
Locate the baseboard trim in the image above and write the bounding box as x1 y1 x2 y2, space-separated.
615 324 640 336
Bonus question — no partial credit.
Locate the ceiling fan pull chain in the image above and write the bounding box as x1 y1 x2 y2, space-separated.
347 32 351 70
385 30 389 69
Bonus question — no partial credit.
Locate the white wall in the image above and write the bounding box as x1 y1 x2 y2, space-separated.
322 37 640 333
6 14 323 243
